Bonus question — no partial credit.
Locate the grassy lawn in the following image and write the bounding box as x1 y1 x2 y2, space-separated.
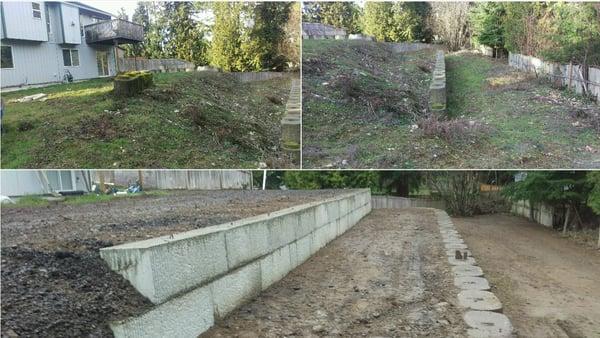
303 39 600 168
2 72 296 168
2 190 169 209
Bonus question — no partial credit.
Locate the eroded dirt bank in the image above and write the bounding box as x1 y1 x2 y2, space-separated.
204 208 467 337
453 214 600 338
1 190 342 337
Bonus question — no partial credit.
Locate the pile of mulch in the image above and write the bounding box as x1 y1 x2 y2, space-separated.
1 239 152 337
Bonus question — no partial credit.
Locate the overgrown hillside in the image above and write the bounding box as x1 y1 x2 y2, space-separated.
2 72 295 168
303 39 600 169
303 39 436 168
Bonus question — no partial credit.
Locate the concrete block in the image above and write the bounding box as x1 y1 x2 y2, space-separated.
100 231 228 304
267 213 299 252
297 207 317 238
260 244 292 290
326 200 341 221
454 276 490 291
225 221 271 269
111 284 214 338
458 290 503 312
464 311 514 337
211 262 262 319
295 234 313 265
445 242 468 250
314 203 329 229
446 249 472 257
452 265 484 277
448 256 476 266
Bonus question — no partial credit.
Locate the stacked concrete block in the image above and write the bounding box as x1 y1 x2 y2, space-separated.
435 210 515 338
100 189 372 338
429 50 447 113
281 78 301 163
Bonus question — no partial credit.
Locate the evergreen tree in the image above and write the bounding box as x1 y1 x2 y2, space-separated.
209 2 244 71
318 2 362 34
469 2 506 56
242 2 291 71
163 2 208 65
364 2 430 42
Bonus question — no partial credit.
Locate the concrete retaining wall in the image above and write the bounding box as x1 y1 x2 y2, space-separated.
372 196 446 210
281 78 301 163
429 50 447 112
391 42 433 53
118 58 194 73
509 52 600 101
511 200 554 227
231 71 285 83
101 189 372 337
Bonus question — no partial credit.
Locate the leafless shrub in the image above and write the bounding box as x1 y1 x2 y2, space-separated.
418 114 491 142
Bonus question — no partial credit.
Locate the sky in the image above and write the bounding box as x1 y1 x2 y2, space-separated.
82 1 138 18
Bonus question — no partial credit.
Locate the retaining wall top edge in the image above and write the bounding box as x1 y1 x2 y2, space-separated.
100 189 371 252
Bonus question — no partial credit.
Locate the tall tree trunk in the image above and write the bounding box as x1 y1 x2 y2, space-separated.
395 177 410 197
562 205 571 235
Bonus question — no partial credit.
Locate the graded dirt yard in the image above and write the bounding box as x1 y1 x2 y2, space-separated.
303 39 600 169
204 208 467 337
1 72 297 169
1 190 341 337
453 214 600 338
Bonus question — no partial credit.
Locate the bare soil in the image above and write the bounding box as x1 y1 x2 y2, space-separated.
204 208 468 337
453 213 600 338
1 190 341 338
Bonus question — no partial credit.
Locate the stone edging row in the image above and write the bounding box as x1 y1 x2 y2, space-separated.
435 210 515 337
281 78 301 163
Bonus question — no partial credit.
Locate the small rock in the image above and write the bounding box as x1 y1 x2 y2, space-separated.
312 325 326 333
258 162 268 169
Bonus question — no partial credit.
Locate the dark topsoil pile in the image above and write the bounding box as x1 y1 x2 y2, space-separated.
1 190 343 337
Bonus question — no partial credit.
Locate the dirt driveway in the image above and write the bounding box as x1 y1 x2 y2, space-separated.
453 214 600 338
204 208 467 337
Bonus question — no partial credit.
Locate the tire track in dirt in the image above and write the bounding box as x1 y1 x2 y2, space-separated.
204 208 467 337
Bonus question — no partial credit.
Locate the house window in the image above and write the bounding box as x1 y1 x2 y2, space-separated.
62 49 79 67
1 46 14 69
32 2 41 19
45 4 51 35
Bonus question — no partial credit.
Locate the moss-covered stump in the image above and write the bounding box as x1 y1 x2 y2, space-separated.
114 71 154 97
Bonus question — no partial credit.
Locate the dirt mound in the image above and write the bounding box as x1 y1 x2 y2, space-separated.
1 241 152 337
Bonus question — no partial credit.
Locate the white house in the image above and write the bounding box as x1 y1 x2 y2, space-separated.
0 1 143 88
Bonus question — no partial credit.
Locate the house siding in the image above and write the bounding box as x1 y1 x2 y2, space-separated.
1 170 90 196
0 1 48 42
0 2 116 88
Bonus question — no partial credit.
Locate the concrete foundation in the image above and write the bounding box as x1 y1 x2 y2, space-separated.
102 189 372 338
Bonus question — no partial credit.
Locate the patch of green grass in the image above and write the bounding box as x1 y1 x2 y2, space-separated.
2 72 295 168
4 195 50 208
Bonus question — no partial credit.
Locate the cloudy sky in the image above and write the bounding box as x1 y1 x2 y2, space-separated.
83 1 138 17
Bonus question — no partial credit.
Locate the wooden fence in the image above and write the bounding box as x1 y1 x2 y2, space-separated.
508 52 600 101
511 200 555 227
91 170 252 190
